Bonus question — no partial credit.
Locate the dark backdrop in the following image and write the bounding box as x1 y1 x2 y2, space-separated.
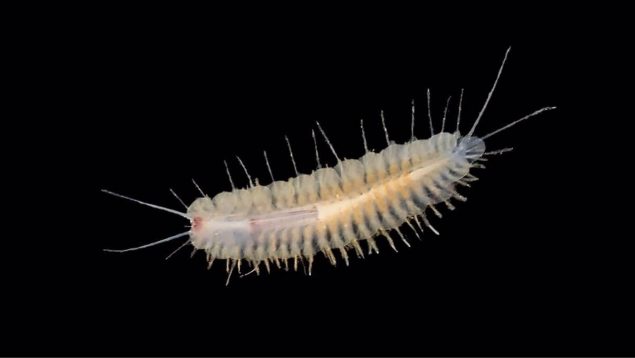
3 4 630 356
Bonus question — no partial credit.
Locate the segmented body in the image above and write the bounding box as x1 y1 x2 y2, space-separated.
187 133 484 274
103 47 556 283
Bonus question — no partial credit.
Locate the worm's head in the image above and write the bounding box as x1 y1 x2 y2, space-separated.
187 196 215 234
456 136 486 162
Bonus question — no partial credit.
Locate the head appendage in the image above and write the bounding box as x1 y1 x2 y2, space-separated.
103 231 190 253
466 46 511 138
165 238 193 260
480 106 557 140
483 147 514 156
463 47 556 143
101 189 189 219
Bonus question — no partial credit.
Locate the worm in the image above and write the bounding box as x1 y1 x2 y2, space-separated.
103 47 556 285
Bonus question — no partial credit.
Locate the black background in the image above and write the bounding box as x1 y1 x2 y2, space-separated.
3 4 631 357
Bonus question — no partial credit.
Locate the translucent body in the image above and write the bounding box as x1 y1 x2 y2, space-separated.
186 133 485 265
